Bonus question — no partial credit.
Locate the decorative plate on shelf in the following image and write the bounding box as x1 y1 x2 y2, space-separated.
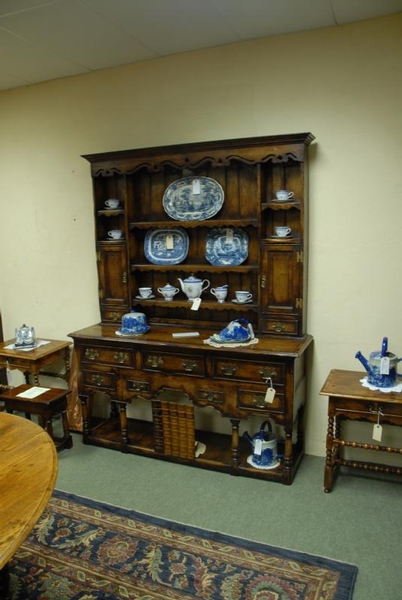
162 176 224 221
205 227 248 266
144 228 189 265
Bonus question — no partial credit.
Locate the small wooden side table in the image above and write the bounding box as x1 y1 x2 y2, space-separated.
320 369 402 492
0 384 73 451
0 339 71 385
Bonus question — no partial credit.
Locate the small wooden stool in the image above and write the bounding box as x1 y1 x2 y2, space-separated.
0 384 73 451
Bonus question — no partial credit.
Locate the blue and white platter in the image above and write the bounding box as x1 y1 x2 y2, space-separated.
205 227 248 266
162 176 224 221
144 228 189 265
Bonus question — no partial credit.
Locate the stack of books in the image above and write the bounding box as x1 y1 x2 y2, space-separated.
152 398 195 460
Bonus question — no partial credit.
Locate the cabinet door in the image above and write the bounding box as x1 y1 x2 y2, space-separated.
259 242 303 336
97 243 129 321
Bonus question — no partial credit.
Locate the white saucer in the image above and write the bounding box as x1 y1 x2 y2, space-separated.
270 234 293 239
231 299 253 304
135 295 155 299
247 456 281 470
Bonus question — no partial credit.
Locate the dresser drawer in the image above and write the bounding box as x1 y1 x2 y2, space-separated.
213 358 285 385
82 368 117 392
82 346 134 367
238 387 285 414
141 351 205 377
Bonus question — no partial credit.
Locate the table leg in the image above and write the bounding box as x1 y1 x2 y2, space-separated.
118 402 128 447
230 419 240 467
0 563 9 598
324 414 335 492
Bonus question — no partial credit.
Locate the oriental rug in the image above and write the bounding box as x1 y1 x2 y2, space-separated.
9 490 357 599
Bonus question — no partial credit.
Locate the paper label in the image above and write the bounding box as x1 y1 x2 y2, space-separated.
17 386 50 399
191 298 201 311
192 179 201 195
265 387 276 403
372 423 383 442
254 439 263 455
165 234 174 250
226 228 234 243
380 357 390 375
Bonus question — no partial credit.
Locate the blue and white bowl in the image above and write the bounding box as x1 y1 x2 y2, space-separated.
116 310 150 337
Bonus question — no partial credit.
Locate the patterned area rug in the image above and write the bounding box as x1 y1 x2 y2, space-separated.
9 490 357 599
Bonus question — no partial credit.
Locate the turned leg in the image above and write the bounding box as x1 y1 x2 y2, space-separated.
324 413 335 492
118 402 129 447
230 419 240 467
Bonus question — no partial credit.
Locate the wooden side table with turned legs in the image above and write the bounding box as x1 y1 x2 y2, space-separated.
0 338 71 385
320 369 402 492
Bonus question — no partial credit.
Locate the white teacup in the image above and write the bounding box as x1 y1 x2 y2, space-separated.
275 226 292 237
105 199 120 209
108 229 123 239
275 190 294 201
138 287 152 298
235 290 252 303
211 286 228 303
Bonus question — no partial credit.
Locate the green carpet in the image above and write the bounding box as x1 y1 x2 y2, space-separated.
9 490 357 599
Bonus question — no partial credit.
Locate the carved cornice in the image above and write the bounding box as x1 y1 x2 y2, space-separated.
92 149 305 177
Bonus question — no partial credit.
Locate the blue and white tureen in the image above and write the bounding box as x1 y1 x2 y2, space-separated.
209 318 254 344
116 310 150 337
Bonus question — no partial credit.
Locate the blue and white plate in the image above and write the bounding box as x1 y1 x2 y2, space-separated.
162 176 224 221
205 228 248 266
144 228 189 265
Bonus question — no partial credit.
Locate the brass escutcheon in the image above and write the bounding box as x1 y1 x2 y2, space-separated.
258 367 277 381
272 322 285 333
114 352 129 364
220 363 238 377
251 394 267 408
146 355 164 368
85 348 100 361
182 360 197 372
91 374 105 386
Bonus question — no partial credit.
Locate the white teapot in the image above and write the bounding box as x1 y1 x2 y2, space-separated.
177 275 210 301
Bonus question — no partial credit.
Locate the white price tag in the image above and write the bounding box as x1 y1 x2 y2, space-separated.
165 234 174 250
380 357 390 375
191 298 201 311
254 439 263 455
372 423 383 442
265 387 276 404
192 179 201 195
226 228 234 243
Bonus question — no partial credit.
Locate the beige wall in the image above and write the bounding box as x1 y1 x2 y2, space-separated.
1 14 401 456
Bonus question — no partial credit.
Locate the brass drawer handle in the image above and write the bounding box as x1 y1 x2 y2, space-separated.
114 352 129 364
91 374 105 386
109 312 121 322
258 367 277 381
220 363 238 377
146 355 164 368
272 322 285 333
129 381 149 392
252 394 268 409
198 391 221 404
85 349 100 361
182 360 198 372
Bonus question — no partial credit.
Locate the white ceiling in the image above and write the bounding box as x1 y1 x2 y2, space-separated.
0 0 401 92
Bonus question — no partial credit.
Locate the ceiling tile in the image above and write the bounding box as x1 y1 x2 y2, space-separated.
332 0 402 24
0 27 89 85
1 0 156 70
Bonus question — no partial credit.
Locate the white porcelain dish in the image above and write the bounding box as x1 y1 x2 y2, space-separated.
144 228 189 265
162 176 224 221
205 227 248 266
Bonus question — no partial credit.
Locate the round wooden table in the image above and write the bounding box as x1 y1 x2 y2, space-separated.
0 412 58 596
